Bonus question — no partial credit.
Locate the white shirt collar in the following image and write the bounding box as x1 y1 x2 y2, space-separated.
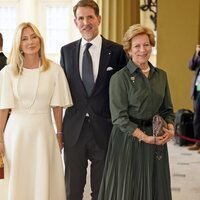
81 35 102 48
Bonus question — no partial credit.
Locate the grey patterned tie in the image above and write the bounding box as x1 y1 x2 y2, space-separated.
82 43 94 96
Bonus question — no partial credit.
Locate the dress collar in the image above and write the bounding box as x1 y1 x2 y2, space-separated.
126 59 157 74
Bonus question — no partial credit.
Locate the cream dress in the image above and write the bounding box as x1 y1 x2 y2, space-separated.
0 62 73 200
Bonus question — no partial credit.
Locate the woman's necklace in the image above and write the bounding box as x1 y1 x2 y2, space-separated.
17 62 41 109
141 66 150 73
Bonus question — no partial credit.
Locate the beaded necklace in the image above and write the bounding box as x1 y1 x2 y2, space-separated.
141 66 150 73
17 62 41 109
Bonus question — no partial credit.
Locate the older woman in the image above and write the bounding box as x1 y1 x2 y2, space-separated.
0 22 72 200
98 24 174 200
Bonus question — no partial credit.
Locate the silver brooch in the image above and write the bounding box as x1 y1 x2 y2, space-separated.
130 76 135 82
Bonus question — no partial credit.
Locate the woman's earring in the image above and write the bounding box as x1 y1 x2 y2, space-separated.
19 66 23 75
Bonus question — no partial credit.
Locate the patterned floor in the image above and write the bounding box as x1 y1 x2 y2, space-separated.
83 140 200 200
169 140 200 200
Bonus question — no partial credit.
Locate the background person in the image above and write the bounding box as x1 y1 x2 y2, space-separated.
0 33 7 70
188 44 200 152
0 22 72 200
60 0 127 199
98 24 175 200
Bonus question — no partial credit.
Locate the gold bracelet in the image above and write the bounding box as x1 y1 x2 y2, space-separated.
57 131 62 134
154 135 156 144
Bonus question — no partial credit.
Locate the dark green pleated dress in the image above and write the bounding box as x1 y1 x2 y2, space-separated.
98 60 174 200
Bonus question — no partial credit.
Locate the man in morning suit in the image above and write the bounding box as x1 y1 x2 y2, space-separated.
0 33 7 70
60 0 127 199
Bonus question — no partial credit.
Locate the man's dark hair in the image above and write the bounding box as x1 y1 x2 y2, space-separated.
0 33 3 49
73 0 99 18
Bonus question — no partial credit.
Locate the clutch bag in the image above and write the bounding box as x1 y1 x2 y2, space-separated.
0 154 4 179
153 115 167 136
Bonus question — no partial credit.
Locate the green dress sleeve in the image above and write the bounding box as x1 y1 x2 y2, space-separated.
109 71 137 135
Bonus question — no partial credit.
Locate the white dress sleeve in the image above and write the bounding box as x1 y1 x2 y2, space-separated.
50 65 73 108
0 66 15 109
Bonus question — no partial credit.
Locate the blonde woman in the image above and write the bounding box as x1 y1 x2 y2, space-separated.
0 22 72 200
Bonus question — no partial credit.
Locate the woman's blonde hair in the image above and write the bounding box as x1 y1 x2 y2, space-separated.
123 24 155 54
8 22 50 75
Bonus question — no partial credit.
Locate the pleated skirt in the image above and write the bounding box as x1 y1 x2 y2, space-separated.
98 125 172 200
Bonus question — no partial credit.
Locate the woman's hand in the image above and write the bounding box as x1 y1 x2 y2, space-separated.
142 135 155 144
161 127 174 144
52 106 64 152
138 129 174 145
155 127 174 145
0 109 10 156
0 140 5 157
133 128 157 144
133 127 174 145
56 133 64 152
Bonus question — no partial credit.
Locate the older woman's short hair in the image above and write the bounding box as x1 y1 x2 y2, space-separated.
123 24 155 54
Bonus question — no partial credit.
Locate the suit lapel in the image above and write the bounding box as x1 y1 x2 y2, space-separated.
92 37 111 95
